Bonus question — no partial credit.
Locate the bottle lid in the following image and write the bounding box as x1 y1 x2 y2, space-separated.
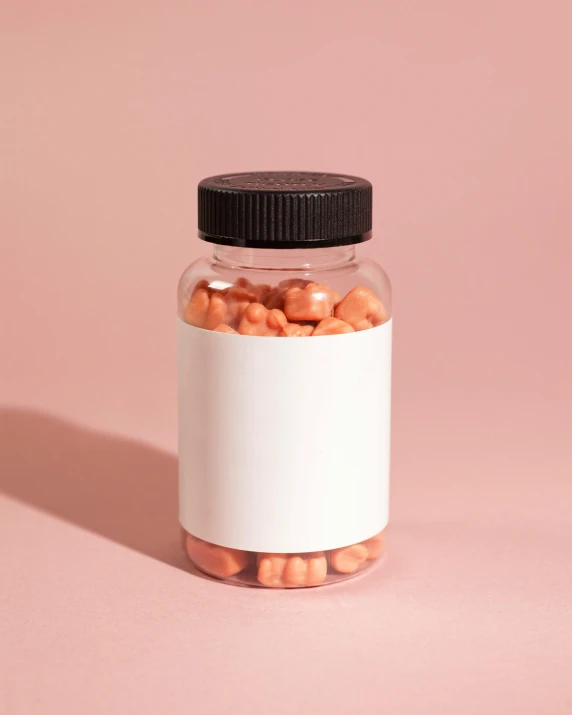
198 171 372 248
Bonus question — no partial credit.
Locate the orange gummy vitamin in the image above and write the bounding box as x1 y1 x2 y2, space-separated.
185 534 249 578
312 317 354 336
330 543 368 574
238 303 288 336
335 286 387 331
283 283 341 322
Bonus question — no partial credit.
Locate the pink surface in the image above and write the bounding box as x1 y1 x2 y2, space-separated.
1 1 571 713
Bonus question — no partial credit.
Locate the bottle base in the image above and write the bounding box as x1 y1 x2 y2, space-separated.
181 529 386 589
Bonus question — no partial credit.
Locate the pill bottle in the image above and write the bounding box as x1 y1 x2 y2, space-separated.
178 172 392 588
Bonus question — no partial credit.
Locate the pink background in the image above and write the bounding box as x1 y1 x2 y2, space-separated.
1 1 571 713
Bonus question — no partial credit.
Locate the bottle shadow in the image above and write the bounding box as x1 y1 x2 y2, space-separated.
0 407 193 572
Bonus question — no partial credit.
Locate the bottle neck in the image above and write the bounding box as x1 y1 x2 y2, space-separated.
212 245 356 272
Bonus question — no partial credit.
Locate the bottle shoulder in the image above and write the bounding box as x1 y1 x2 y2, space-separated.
178 251 392 318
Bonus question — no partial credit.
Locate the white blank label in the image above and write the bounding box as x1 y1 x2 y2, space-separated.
178 319 392 552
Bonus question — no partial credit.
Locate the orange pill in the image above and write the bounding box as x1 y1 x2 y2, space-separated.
282 556 308 586
304 552 329 586
204 292 231 330
279 322 314 337
362 531 385 560
213 324 238 334
330 543 369 574
238 303 288 336
257 553 289 587
184 287 210 327
267 308 288 330
335 286 387 331
284 283 341 322
257 552 327 587
312 317 355 336
185 534 249 578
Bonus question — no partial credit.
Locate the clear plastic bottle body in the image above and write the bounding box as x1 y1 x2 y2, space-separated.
178 243 392 588
178 245 391 325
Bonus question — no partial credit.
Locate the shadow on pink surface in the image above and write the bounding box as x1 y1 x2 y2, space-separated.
0 407 194 572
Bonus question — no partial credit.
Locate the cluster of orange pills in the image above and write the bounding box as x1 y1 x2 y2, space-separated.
184 277 387 337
